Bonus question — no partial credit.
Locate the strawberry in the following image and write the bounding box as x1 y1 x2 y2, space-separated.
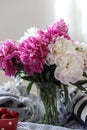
9 110 19 118
1 113 11 119
0 107 7 115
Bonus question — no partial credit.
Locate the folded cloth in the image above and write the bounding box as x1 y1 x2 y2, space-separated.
0 81 44 122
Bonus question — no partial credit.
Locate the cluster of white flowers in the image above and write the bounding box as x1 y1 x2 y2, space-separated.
19 27 38 43
46 37 87 84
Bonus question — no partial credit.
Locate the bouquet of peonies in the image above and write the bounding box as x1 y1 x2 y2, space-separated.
0 19 87 125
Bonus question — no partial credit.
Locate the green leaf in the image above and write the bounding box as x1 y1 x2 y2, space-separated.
21 76 33 81
75 84 86 91
27 82 33 94
74 80 87 85
70 83 86 91
63 85 69 105
83 72 87 77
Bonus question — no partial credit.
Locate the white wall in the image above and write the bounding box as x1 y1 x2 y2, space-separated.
0 0 56 41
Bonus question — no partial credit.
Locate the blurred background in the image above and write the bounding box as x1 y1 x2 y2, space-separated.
0 0 87 86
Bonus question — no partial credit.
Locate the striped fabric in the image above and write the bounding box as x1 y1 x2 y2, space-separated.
73 95 87 127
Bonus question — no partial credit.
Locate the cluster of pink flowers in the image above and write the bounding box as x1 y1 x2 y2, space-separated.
0 19 86 85
38 19 71 44
0 40 20 76
18 37 48 75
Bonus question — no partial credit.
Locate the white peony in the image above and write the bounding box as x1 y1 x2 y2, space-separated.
18 27 38 43
74 41 87 69
48 37 75 56
46 37 75 66
54 52 84 84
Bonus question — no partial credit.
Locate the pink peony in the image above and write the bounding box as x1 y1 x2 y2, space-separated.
38 19 71 44
0 40 20 76
18 37 48 75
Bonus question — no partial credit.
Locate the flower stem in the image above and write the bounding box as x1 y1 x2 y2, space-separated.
38 83 58 125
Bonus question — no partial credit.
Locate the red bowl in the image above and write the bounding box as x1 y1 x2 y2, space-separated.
0 118 18 130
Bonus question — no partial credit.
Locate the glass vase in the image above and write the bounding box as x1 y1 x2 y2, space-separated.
36 82 66 126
